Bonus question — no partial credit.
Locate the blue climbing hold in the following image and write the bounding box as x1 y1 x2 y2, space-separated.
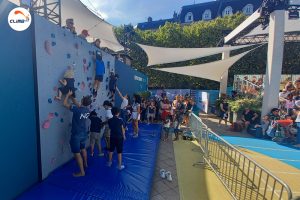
67 53 71 59
77 82 81 86
88 62 92 67
51 33 55 38
48 98 52 104
55 112 59 117
51 42 56 46
60 118 64 123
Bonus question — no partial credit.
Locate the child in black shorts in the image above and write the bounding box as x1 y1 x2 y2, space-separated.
55 68 76 100
107 107 126 170
108 72 119 102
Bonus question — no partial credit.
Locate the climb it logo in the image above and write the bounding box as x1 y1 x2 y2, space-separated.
8 7 31 31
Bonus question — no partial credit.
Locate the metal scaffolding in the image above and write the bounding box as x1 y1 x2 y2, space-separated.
28 0 61 26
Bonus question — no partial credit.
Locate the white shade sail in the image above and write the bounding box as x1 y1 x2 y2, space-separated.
137 43 252 66
153 49 254 82
8 0 124 52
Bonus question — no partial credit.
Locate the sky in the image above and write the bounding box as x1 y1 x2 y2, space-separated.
80 0 210 26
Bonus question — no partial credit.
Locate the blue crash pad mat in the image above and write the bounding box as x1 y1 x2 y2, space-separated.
18 124 162 200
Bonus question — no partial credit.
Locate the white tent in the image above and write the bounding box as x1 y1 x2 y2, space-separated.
61 0 123 52
8 0 124 52
137 43 252 66
152 49 254 82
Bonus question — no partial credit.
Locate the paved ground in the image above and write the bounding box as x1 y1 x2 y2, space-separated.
150 138 180 200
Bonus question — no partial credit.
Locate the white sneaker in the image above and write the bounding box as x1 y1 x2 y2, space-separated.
133 134 139 138
118 165 125 170
166 171 172 182
160 169 166 179
98 153 104 157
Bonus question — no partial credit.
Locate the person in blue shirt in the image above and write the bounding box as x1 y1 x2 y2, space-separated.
107 107 126 170
93 50 105 97
63 90 92 177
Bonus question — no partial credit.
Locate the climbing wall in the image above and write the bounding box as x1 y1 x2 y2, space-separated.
33 14 115 179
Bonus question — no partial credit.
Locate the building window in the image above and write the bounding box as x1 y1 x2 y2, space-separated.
185 12 194 23
223 6 233 17
202 9 212 20
243 4 254 15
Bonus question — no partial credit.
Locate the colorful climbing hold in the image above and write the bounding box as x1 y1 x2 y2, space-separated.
48 98 53 104
83 58 87 64
80 81 86 90
42 119 51 129
48 113 55 119
44 40 52 55
77 82 80 86
54 112 59 117
74 43 79 49
51 33 55 38
67 53 71 59
88 61 92 67
51 41 56 46
60 118 64 123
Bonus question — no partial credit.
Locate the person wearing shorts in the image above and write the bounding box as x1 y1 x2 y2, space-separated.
132 94 141 138
147 101 156 124
107 107 126 170
93 50 105 97
63 90 92 177
89 111 104 157
103 100 113 149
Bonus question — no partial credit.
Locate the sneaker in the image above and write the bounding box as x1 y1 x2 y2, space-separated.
133 134 138 138
98 153 104 157
160 169 166 179
118 165 125 170
106 161 112 167
166 171 172 182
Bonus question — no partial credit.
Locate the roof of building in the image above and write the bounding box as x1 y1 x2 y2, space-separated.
136 0 262 30
136 18 178 30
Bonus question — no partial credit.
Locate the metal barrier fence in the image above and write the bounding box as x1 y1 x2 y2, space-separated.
189 113 293 200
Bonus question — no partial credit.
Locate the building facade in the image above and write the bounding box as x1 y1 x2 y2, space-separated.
136 0 262 30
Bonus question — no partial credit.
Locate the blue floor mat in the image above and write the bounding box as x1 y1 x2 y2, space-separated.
222 136 300 170
18 124 161 200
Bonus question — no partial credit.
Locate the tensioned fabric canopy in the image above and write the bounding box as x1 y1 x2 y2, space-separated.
137 43 252 66
61 0 124 52
8 0 124 52
152 49 254 82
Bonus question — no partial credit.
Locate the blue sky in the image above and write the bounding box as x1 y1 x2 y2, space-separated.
81 0 209 26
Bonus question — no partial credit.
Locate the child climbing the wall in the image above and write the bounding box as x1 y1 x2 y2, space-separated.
55 68 76 100
89 111 104 157
103 100 113 151
107 72 119 103
107 107 126 170
63 90 92 177
92 50 105 98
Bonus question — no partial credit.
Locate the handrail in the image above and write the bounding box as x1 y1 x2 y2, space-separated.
190 113 293 200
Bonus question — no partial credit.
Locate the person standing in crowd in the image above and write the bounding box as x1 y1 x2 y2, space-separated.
103 100 113 150
89 111 104 157
184 98 194 126
63 91 92 177
174 96 186 141
295 100 300 147
92 51 105 98
132 94 141 138
78 29 90 41
93 39 101 49
115 87 129 130
147 101 156 124
241 108 255 130
107 107 126 170
63 18 76 34
218 97 229 126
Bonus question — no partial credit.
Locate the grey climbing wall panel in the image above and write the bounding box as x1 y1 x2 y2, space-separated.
34 14 115 179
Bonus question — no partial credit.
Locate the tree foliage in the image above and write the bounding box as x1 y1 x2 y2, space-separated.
114 13 300 89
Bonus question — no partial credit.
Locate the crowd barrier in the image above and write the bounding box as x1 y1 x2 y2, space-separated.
189 113 293 200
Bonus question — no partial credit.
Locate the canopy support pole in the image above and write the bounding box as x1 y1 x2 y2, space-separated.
262 10 285 117
219 50 230 97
